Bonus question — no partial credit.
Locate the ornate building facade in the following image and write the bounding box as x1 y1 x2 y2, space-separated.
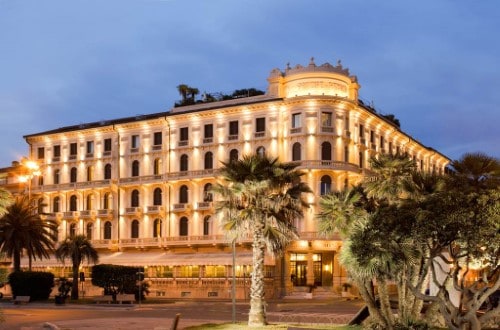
19 59 449 299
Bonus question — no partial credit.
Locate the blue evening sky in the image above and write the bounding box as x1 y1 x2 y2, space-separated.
1 0 499 167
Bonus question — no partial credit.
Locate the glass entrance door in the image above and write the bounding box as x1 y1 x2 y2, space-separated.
294 261 307 286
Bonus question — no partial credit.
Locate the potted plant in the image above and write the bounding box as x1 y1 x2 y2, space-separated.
55 278 72 305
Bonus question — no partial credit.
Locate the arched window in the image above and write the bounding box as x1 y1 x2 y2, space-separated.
153 218 162 238
180 154 188 172
70 167 77 183
104 164 112 180
86 223 93 240
132 160 140 177
103 192 110 209
179 185 188 203
203 216 211 236
203 183 213 202
204 152 213 170
69 223 77 238
321 142 332 161
86 194 93 210
256 146 266 158
229 149 238 163
53 196 60 212
153 188 162 206
54 169 60 184
179 217 188 236
70 195 78 211
359 152 364 168
292 142 301 161
131 219 139 239
38 176 44 186
87 166 94 181
104 221 112 239
320 175 332 195
131 190 140 207
153 158 161 175
344 146 349 163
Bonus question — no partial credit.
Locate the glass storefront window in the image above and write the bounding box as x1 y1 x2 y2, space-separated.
178 265 199 278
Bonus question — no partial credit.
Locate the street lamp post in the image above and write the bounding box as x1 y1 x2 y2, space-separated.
19 159 41 200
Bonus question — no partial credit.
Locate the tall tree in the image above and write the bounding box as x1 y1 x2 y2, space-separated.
0 195 57 272
214 154 311 327
55 235 99 300
448 152 500 190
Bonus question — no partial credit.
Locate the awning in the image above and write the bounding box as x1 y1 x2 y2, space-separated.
21 252 275 268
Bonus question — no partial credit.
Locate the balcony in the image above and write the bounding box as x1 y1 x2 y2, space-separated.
172 203 191 212
103 151 112 157
125 207 142 215
203 137 213 144
63 211 79 219
321 126 334 133
80 210 96 219
42 212 62 221
227 135 239 141
130 148 139 154
97 209 113 218
293 160 361 173
290 127 302 134
254 132 265 138
197 202 212 210
52 157 60 163
152 145 162 151
178 140 188 147
146 205 164 214
68 155 77 161
119 175 163 185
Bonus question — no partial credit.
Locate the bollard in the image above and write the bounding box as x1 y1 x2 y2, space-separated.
170 313 181 330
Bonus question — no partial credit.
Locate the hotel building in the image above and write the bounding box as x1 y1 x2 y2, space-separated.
17 59 449 299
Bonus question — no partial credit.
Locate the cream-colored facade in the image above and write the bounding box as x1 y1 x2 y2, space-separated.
21 59 449 299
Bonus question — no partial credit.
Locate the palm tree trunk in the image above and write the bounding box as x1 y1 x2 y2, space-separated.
71 260 80 300
29 255 32 271
248 224 267 327
13 250 21 272
377 276 395 329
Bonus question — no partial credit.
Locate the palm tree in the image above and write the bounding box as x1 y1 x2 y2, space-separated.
448 152 500 190
0 195 57 272
214 154 311 327
55 235 99 300
0 187 12 217
176 84 190 102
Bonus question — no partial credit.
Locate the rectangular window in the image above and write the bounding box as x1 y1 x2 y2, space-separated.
256 117 266 132
291 113 302 128
321 112 332 127
370 130 375 143
380 136 385 150
153 132 162 146
229 121 239 136
179 127 189 141
204 124 213 138
359 124 364 137
70 143 77 156
104 138 112 152
53 145 61 157
344 115 350 130
86 141 94 155
131 135 140 149
37 147 45 160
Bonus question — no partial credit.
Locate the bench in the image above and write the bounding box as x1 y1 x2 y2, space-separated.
116 294 135 304
13 296 30 304
93 295 113 304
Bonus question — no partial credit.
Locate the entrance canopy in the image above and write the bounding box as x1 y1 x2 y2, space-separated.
21 251 275 268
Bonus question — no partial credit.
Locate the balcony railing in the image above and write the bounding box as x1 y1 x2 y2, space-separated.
80 210 96 218
125 207 142 215
63 211 79 219
97 209 113 217
146 205 164 213
172 203 190 212
292 160 361 173
197 202 212 210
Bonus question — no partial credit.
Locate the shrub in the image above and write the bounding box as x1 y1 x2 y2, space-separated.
91 264 149 300
8 271 54 301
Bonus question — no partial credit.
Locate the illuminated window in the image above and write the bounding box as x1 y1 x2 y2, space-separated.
131 189 140 207
131 220 139 238
153 218 162 238
321 112 333 127
153 158 161 175
203 215 211 235
86 141 94 155
86 194 93 210
178 265 199 278
257 146 266 157
69 223 77 238
205 265 226 278
203 183 213 202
